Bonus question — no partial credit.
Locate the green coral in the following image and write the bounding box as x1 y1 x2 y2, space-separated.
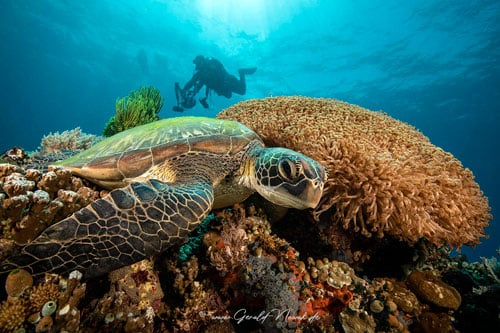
178 213 216 263
103 86 164 137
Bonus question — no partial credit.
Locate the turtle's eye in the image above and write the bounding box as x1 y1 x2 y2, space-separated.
278 158 301 182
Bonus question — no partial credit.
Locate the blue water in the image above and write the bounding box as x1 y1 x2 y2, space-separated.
1 0 499 260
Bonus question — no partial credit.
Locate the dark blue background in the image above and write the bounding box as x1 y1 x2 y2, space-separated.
1 0 498 260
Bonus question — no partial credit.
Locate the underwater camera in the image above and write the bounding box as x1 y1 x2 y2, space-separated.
173 82 196 112
199 97 209 109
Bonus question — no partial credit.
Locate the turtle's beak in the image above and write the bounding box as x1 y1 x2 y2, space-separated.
303 180 324 209
257 178 325 210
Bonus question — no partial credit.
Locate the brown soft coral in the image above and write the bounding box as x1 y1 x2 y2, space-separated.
217 96 491 247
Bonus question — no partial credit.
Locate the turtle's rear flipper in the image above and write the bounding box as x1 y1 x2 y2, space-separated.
1 179 214 279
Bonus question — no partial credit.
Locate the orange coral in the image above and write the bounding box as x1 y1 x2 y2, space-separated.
29 279 60 313
217 96 491 247
301 285 353 318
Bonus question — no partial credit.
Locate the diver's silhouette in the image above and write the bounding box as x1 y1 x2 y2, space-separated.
173 55 256 111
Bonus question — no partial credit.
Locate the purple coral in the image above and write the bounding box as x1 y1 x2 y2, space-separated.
244 254 300 330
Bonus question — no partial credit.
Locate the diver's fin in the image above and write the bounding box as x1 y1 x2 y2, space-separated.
239 67 257 75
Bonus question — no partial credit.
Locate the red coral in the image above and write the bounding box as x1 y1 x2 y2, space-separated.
131 269 150 287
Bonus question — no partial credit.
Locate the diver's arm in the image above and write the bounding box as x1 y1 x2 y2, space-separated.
192 80 204 95
182 72 200 91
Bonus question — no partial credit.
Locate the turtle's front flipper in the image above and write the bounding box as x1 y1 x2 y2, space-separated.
1 179 213 279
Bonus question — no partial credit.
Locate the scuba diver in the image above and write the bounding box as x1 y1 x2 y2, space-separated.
173 55 257 111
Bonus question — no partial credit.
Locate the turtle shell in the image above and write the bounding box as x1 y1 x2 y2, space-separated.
54 117 262 188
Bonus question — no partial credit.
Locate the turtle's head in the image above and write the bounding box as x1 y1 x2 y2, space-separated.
245 148 327 209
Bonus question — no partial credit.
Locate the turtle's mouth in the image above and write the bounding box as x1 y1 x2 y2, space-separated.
257 185 323 210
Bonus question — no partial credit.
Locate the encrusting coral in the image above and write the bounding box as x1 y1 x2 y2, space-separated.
217 96 492 248
103 86 164 137
0 163 100 244
5 269 33 298
407 270 461 310
0 147 30 166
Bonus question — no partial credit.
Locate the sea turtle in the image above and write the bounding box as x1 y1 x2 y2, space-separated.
1 117 327 278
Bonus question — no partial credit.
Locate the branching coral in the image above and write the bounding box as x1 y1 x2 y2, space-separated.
481 256 500 284
103 86 164 137
217 96 491 248
39 127 99 154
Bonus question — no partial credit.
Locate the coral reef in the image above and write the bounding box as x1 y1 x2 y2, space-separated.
0 269 85 333
161 255 232 332
0 98 498 331
39 127 99 154
0 198 497 331
0 147 30 166
0 163 100 244
103 86 164 137
88 259 164 332
243 254 300 331
217 96 491 248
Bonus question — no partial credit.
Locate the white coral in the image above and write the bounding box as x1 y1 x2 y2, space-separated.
39 127 100 154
